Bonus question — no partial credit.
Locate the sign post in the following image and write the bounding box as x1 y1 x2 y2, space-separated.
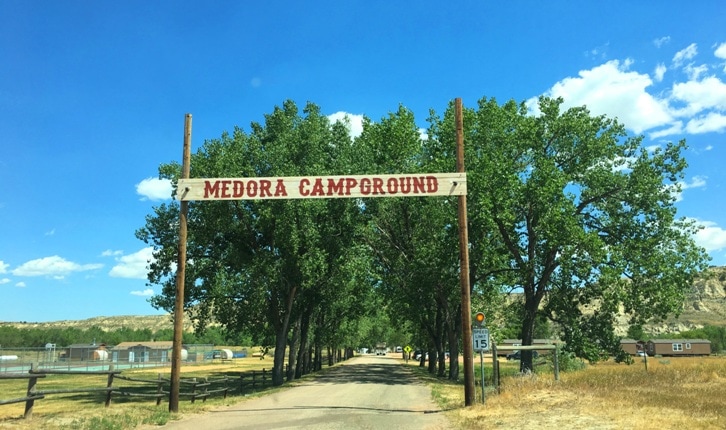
170 113 191 413
472 311 489 403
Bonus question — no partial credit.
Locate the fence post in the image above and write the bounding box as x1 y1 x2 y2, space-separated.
24 363 38 419
492 342 500 393
553 343 560 381
105 364 115 407
201 377 208 403
156 373 164 406
190 378 197 404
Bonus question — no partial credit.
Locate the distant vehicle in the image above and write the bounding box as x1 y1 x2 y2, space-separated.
395 346 402 353
506 350 539 361
375 342 387 356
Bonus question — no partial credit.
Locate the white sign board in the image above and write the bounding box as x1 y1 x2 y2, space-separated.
473 328 490 352
177 173 466 201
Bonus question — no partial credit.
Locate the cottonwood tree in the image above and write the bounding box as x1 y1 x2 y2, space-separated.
137 101 370 385
357 106 463 379
436 96 710 372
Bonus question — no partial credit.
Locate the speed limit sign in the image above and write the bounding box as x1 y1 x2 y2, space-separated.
473 328 490 352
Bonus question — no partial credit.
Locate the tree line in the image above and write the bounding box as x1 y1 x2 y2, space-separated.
136 97 709 384
0 325 250 349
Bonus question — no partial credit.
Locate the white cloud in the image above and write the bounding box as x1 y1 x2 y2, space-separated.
692 220 726 252
530 59 672 134
136 177 173 201
12 256 103 278
0 260 8 274
328 112 365 138
649 122 683 139
101 249 124 257
0 278 10 284
714 42 726 59
681 176 707 190
15 282 26 288
654 36 670 48
45 229 55 236
669 176 707 202
671 76 726 116
109 247 154 279
654 63 667 82
532 49 726 139
673 43 698 67
131 288 155 297
685 112 726 134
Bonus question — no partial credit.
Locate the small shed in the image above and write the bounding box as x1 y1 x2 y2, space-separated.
67 343 107 361
620 339 646 356
645 339 711 357
111 341 174 363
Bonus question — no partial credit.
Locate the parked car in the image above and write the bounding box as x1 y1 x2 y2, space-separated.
506 350 539 361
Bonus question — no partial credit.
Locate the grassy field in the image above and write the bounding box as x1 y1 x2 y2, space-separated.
0 355 282 430
421 355 726 429
2 354 724 429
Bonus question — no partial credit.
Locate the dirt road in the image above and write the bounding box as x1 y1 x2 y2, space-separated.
154 354 451 429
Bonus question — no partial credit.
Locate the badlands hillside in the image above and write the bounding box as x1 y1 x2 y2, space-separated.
3 267 725 335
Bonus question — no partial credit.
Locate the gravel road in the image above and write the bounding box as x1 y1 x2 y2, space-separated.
154 354 451 430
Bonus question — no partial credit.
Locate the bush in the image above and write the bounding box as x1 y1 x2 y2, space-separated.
556 351 587 372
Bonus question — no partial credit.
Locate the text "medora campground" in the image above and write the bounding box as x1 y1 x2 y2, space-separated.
177 173 467 201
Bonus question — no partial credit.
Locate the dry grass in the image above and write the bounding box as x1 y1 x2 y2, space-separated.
0 355 280 430
427 356 726 430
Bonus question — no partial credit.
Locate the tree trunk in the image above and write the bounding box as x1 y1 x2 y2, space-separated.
287 315 301 382
520 294 538 373
447 308 461 380
272 325 288 386
270 283 297 386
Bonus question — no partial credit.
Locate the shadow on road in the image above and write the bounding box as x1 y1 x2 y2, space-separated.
305 356 425 386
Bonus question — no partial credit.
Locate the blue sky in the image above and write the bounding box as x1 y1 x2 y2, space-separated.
2 1 725 322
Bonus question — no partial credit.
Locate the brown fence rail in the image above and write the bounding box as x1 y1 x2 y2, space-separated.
0 363 276 419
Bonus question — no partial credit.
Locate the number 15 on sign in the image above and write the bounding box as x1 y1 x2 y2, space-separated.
473 328 490 352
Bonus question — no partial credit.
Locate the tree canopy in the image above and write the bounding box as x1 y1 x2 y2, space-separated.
137 96 709 379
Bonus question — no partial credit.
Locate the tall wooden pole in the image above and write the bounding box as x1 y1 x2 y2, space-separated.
455 98 475 406
170 113 192 412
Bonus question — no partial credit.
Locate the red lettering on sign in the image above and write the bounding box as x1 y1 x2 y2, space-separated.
399 177 411 194
274 179 288 197
386 178 398 194
413 177 425 193
204 180 220 198
327 178 345 196
310 178 325 196
426 176 438 193
220 180 232 198
360 178 371 195
299 178 310 196
345 178 358 195
372 178 384 195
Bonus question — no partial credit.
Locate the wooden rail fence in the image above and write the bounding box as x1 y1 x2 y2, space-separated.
0 363 275 419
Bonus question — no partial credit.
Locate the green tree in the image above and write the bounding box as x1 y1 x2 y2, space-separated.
137 101 369 386
442 96 710 372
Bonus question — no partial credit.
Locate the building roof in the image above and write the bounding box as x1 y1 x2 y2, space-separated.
112 341 174 350
647 339 711 344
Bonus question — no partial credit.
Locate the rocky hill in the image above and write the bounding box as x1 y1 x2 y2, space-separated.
646 265 726 335
2 267 725 336
0 314 192 332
